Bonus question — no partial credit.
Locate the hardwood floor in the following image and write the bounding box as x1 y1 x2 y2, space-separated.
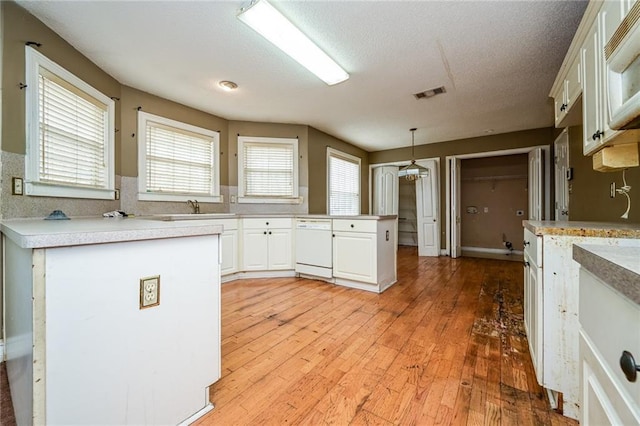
0 247 578 425
195 247 577 426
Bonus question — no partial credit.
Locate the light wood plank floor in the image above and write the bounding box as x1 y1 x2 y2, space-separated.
195 247 578 426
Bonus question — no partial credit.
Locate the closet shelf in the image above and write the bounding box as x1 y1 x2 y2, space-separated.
462 174 527 182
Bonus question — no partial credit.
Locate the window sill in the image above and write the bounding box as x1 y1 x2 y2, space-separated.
237 196 303 205
26 182 115 200
138 193 223 203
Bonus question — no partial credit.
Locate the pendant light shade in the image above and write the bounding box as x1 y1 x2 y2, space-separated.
398 128 429 181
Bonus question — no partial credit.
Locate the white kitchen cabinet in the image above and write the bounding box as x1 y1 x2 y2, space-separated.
553 55 582 128
522 222 640 420
581 1 638 156
523 228 543 386
332 218 396 293
217 218 239 276
241 217 293 271
2 219 222 425
578 265 640 425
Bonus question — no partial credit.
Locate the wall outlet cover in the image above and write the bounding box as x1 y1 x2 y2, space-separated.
140 275 160 309
12 177 23 195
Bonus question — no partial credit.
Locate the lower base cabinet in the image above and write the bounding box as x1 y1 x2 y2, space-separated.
579 268 640 425
332 218 396 292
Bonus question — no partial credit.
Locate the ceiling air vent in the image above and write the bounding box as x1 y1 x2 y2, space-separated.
414 86 446 100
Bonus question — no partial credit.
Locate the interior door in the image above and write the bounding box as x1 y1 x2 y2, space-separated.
528 148 544 221
416 160 439 257
554 131 570 221
372 166 399 215
450 158 462 258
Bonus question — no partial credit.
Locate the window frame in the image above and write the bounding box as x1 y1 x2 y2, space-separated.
327 147 361 216
24 46 116 200
137 111 221 203
237 136 301 204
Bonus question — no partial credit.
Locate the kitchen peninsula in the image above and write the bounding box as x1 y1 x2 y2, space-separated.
522 220 640 420
1 217 223 425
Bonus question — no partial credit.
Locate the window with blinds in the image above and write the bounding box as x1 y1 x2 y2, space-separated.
237 136 299 203
328 148 361 215
137 112 220 202
25 47 115 199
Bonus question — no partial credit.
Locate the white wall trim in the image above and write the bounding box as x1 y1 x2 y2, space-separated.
0 339 4 362
461 246 524 256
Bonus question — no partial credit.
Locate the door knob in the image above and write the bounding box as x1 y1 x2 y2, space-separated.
524 240 530 246
620 351 640 382
523 261 530 267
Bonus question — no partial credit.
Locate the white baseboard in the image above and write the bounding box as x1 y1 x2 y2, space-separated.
0 339 4 362
178 403 214 425
440 249 448 256
461 246 524 256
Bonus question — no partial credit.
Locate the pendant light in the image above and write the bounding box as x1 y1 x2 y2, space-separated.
398 128 429 181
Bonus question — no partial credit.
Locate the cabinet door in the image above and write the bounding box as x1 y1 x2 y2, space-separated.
220 230 238 275
582 19 604 155
267 228 293 270
242 229 268 271
332 232 376 283
566 57 582 110
526 257 544 385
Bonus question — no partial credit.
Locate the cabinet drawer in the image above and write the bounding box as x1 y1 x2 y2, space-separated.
243 217 292 229
579 268 640 409
333 219 377 233
523 228 542 266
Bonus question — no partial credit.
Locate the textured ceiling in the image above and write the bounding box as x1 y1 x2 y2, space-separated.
16 0 588 152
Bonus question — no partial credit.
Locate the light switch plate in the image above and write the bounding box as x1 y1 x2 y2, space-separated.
12 177 23 195
140 275 160 309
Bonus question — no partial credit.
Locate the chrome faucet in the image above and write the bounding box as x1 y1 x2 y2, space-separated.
187 199 200 214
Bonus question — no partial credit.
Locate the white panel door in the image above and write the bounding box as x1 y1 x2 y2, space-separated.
332 232 376 283
242 229 269 270
450 158 462 258
416 160 439 257
372 166 399 215
220 230 238 275
528 148 544 221
268 229 293 270
554 131 570 221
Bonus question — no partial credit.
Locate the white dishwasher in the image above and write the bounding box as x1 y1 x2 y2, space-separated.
295 218 333 278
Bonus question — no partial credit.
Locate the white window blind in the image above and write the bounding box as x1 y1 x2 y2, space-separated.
237 137 299 203
328 149 360 215
38 69 108 188
146 124 214 195
243 142 293 196
25 46 115 199
137 112 220 202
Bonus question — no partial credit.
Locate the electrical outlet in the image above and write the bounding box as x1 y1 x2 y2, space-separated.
115 189 120 200
140 276 160 309
12 177 23 195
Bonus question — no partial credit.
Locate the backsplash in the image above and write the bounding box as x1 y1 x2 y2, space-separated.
1 151 120 219
1 151 311 219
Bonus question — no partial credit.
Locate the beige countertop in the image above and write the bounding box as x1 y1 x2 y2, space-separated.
1 217 224 249
523 220 640 239
145 213 397 221
573 244 640 306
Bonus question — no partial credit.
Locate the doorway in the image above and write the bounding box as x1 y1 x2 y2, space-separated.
446 146 551 259
370 158 440 257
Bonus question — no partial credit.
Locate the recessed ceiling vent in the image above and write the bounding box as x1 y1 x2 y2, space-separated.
414 86 446 100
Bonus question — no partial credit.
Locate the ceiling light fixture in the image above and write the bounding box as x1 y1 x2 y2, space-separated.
237 0 349 86
398 128 429 182
218 80 238 91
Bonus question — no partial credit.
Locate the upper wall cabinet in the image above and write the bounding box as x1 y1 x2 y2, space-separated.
553 55 582 127
553 56 582 128
552 0 640 159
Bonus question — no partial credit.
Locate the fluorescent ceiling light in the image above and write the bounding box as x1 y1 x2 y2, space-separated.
237 0 349 86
